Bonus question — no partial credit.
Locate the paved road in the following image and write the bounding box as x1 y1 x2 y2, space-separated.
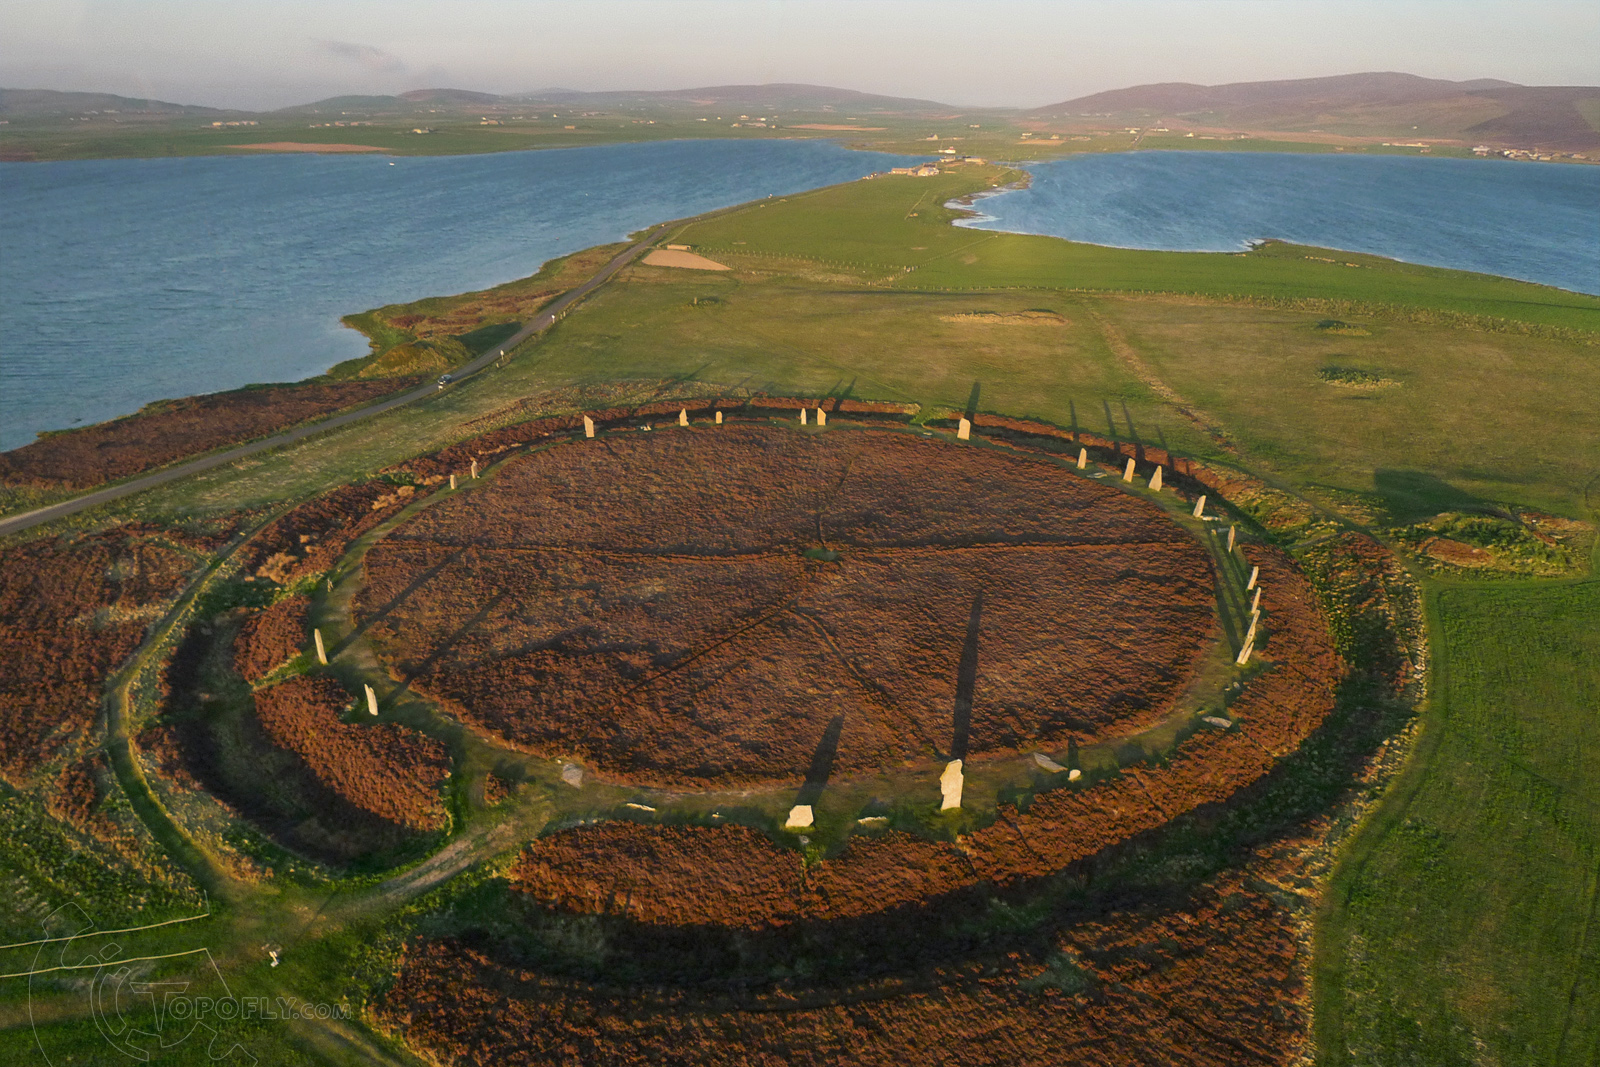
0 223 671 538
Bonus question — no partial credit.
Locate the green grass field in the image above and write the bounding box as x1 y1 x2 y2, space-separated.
1316 577 1600 1066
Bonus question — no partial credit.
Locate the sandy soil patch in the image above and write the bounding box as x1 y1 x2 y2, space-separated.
642 249 731 271
229 142 388 153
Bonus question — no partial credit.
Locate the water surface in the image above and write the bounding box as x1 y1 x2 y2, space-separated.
1 140 913 450
957 151 1600 296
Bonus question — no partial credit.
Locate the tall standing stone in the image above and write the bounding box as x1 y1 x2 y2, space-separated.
449 474 457 490
940 759 964 811
1227 525 1237 552
957 417 971 441
314 628 327 665
1123 458 1136 482
817 408 826 426
470 459 479 479
1192 494 1207 518
1236 639 1254 666
785 805 814 830
583 415 595 439
1150 465 1163 491
679 408 688 426
1251 587 1261 612
1247 565 1260 591
715 411 723 424
1077 447 1088 470
365 684 379 716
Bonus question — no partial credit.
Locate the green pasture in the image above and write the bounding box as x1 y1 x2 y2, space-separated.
1093 297 1600 516
1316 578 1600 1066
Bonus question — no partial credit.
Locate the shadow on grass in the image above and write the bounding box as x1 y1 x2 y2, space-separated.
795 714 845 808
455 321 522 355
1373 469 1487 524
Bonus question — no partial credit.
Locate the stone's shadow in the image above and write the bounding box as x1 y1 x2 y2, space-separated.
1373 468 1486 524
339 546 466 654
951 590 983 762
1120 400 1142 449
795 714 845 808
392 590 509 701
964 380 982 420
1068 399 1079 438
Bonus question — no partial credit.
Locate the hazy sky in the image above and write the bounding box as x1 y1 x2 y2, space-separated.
4 0 1597 110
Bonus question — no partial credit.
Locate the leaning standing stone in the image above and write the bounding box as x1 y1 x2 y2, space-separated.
940 759 964 811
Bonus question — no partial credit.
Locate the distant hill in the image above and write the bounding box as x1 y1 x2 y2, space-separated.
399 88 501 105
507 83 960 113
0 88 223 116
271 95 417 115
1031 72 1600 150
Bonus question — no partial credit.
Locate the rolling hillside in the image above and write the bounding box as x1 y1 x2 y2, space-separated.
1032 72 1600 150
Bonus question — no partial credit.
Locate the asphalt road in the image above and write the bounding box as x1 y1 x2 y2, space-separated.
0 223 670 538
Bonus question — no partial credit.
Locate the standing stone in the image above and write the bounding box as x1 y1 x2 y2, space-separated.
1227 525 1237 551
817 408 827 426
1150 465 1163 492
1236 639 1254 666
785 805 814 830
1192 494 1207 519
584 415 595 439
314 628 327 665
957 417 971 441
365 684 379 716
1123 458 1136 482
449 474 457 490
715 410 723 424
679 408 688 426
1247 565 1260 591
1244 617 1258 645
1251 587 1261 612
801 408 809 425
470 459 479 479
1077 447 1088 470
940 759 964 811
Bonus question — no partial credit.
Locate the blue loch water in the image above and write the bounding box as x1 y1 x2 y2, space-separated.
955 150 1599 297
0 140 914 450
4 143 1596 451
